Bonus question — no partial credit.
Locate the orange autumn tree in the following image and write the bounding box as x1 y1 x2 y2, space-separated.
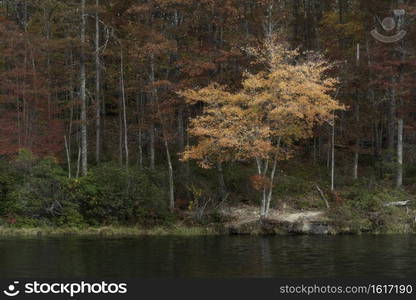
180 36 345 219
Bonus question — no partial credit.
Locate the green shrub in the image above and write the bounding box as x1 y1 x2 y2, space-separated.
0 150 84 226
0 151 170 227
0 160 20 216
71 163 168 225
330 184 415 234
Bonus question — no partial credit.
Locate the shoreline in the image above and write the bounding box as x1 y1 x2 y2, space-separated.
1 204 414 237
0 225 221 238
0 223 414 237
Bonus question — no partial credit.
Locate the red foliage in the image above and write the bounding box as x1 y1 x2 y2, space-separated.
0 17 64 157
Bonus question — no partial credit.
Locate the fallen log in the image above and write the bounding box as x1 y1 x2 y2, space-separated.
315 184 330 209
384 200 411 207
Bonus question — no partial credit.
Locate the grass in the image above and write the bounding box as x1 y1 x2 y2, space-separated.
0 225 221 237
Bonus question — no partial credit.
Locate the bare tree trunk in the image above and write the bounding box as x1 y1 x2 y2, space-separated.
353 143 359 180
43 5 52 123
80 0 88 176
136 93 143 169
396 4 405 188
316 184 330 209
68 47 75 160
138 126 143 169
152 56 175 210
22 2 28 148
388 85 396 162
353 104 360 180
265 138 281 216
265 156 278 216
95 0 101 164
159 130 175 212
149 125 155 170
76 146 81 179
165 140 175 212
149 56 156 170
397 118 403 188
256 158 269 219
120 49 129 168
261 187 267 219
64 136 71 178
353 43 360 180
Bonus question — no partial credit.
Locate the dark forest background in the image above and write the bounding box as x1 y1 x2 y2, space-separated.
0 0 415 228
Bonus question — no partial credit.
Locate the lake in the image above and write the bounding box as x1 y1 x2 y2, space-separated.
0 235 415 278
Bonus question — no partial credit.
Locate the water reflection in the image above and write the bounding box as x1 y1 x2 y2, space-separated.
0 236 415 278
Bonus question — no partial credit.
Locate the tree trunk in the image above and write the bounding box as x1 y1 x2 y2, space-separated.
149 56 156 170
353 43 360 180
353 104 360 180
136 93 143 170
120 49 129 168
261 187 267 219
152 56 175 211
397 118 403 188
265 139 281 217
387 85 396 162
64 136 71 178
80 0 88 176
396 2 405 187
76 146 81 179
165 140 175 212
149 125 155 170
95 0 101 164
256 158 269 219
353 145 359 180
265 156 278 216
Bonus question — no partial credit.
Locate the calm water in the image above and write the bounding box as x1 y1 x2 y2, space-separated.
0 236 415 278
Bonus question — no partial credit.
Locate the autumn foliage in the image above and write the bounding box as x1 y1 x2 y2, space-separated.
0 0 415 224
180 36 344 217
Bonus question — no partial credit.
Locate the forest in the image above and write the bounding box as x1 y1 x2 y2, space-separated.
0 0 415 235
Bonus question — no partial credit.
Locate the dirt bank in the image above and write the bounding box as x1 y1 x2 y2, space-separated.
221 205 331 235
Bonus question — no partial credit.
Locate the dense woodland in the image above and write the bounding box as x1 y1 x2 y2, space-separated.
0 0 416 229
